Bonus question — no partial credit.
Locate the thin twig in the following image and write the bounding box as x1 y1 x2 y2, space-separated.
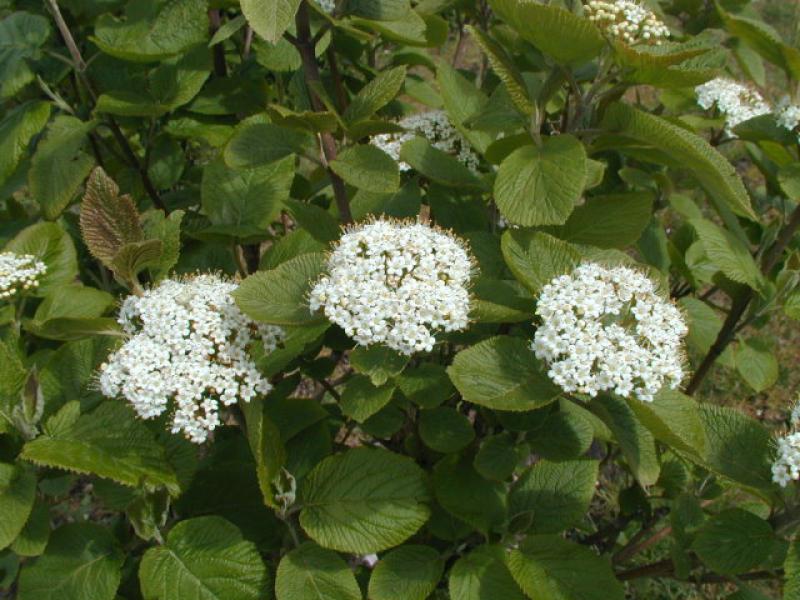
208 9 228 77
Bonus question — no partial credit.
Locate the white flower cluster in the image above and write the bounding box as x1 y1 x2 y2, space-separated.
776 97 800 133
585 0 670 45
309 219 473 355
99 274 283 443
0 251 47 300
371 110 480 173
772 400 800 487
532 263 687 402
695 77 771 134
315 0 335 14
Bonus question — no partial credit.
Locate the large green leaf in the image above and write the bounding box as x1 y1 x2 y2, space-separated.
29 116 96 220
5 222 79 296
21 401 179 495
233 253 326 326
224 122 313 169
399 137 483 188
340 375 396 423
735 338 779 393
141 208 184 282
17 523 124 600
349 345 408 386
139 516 268 600
93 0 208 62
344 65 407 124
0 101 50 187
436 62 493 154
275 542 361 600
10 498 50 557
602 103 756 221
240 395 285 509
241 0 303 44
299 447 431 553
501 229 581 295
495 136 587 226
0 463 36 550
690 218 764 291
509 459 598 534
785 540 800 600
330 144 400 193
448 336 561 411
507 535 624 600
0 12 50 99
692 509 778 575
449 545 527 600
368 545 443 600
433 455 507 534
626 390 706 459
419 406 475 453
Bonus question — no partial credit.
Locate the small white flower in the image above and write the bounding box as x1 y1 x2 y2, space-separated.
776 96 800 133
532 263 688 402
695 77 771 135
99 274 283 443
371 110 480 173
773 397 800 487
585 0 670 45
310 219 474 355
0 251 47 300
315 0 335 14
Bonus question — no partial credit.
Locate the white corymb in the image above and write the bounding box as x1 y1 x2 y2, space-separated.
695 77 771 134
316 0 335 14
99 274 283 443
532 263 688 402
0 251 47 299
773 400 800 487
584 0 670 45
371 110 480 173
309 219 473 355
776 97 800 133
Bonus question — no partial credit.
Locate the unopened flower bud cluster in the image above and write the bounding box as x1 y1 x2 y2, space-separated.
695 77 771 134
0 251 47 299
585 0 670 45
309 219 473 355
772 399 800 487
533 263 687 402
371 110 480 173
99 274 283 443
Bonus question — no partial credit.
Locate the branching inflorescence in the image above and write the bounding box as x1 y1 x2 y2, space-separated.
695 77 771 135
773 401 800 487
99 274 283 443
0 251 47 300
584 0 670 45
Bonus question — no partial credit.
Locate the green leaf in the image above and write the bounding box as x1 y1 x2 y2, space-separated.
448 336 561 411
330 144 400 193
468 26 534 115
233 253 326 326
692 509 777 575
140 516 268 600
527 409 594 462
369 545 443 600
344 65 407 124
26 283 115 340
0 12 50 99
224 122 312 169
17 523 123 600
690 219 764 291
350 345 408 386
602 103 756 221
436 62 493 154
340 375 396 423
201 156 294 237
507 535 624 600
10 499 50 557
588 395 660 487
299 447 431 553
626 390 706 459
241 0 303 44
0 101 50 187
474 433 520 481
29 116 95 220
350 182 422 220
544 193 653 249
419 406 475 453
735 338 779 393
284 199 341 243
501 229 581 295
449 545 526 600
509 459 598 534
495 136 587 226
21 401 179 495
141 208 184 281
93 0 208 62
471 278 534 323
433 455 507 534
489 0 604 64
240 395 285 509
785 540 800 600
6 222 79 296
399 137 483 189
111 239 164 284
346 0 412 21
0 463 36 550
275 542 361 600
396 363 454 408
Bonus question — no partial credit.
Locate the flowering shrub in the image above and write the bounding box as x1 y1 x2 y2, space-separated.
2 0 800 599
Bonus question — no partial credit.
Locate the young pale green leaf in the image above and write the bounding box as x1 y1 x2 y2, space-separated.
0 101 50 187
224 122 312 169
0 12 50 99
433 455 507 534
509 459 598 534
93 0 208 62
233 252 327 326
602 103 756 221
495 136 587 226
141 209 184 282
419 406 475 453
21 401 179 495
692 509 778 575
140 516 268 600
241 0 303 44
735 338 779 393
340 375 396 423
299 447 431 553
349 345 408 386
448 336 561 411
449 545 527 600
507 535 624 600
626 389 706 459
6 222 79 296
17 523 123 600
399 137 484 189
343 65 407 124
369 545 443 600
111 239 164 285
29 116 95 220
501 229 581 295
690 219 764 291
0 463 36 550
330 144 400 193
275 542 361 600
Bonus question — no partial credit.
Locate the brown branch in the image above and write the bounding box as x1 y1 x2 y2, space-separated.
242 25 254 59
208 9 228 77
613 524 672 565
616 558 674 581
326 46 348 112
45 0 85 70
